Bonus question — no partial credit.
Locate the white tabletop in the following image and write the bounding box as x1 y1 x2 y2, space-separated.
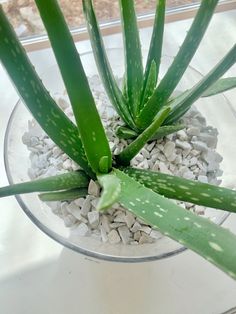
0 9 236 314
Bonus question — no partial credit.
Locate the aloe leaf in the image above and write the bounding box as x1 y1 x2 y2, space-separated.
115 169 236 280
116 107 170 166
0 171 89 198
165 44 236 125
82 0 136 130
141 60 157 109
202 77 236 97
97 173 121 211
116 126 138 140
138 0 219 128
0 5 93 177
150 124 185 140
119 0 144 118
123 167 236 213
116 123 185 140
35 0 111 174
39 188 87 202
142 0 166 106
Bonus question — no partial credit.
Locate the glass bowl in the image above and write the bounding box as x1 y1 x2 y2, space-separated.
4 49 234 262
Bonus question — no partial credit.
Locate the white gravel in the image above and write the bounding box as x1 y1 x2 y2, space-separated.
22 75 223 245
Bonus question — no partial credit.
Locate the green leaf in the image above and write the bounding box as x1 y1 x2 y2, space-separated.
116 124 185 140
35 0 111 174
141 60 157 109
82 0 136 130
116 126 138 140
114 169 236 280
0 171 89 198
97 173 121 211
150 124 185 140
202 77 236 97
123 167 236 213
138 0 219 129
165 44 236 125
116 107 170 166
142 0 166 106
39 188 87 202
119 0 144 118
0 5 93 177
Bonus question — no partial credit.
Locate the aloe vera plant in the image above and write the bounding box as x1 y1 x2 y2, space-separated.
1 0 236 280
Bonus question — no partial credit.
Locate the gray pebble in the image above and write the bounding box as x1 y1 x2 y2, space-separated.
108 229 121 244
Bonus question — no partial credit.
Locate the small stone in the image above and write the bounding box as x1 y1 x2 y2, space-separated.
63 159 72 170
192 141 208 152
134 231 141 241
131 221 142 233
139 233 153 244
177 130 188 140
114 213 126 223
198 175 208 183
110 222 126 229
81 197 92 216
124 212 135 228
159 162 171 174
141 148 150 159
72 222 89 236
67 202 88 222
163 141 175 158
147 141 156 151
88 180 100 197
74 198 85 207
150 230 162 240
63 214 77 227
194 205 205 215
139 226 152 234
118 225 131 244
101 215 110 233
100 226 108 242
176 139 192 151
198 133 217 148
57 96 70 110
108 230 121 244
88 211 100 228
187 127 200 136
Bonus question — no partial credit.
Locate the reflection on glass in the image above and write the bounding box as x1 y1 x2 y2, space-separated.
2 0 200 39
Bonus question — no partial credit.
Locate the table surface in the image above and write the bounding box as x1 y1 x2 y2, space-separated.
0 9 236 314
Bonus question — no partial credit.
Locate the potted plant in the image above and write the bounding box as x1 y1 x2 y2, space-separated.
1 0 236 279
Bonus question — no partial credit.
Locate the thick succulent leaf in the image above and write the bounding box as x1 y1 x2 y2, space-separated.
97 173 121 211
141 60 157 109
119 0 144 118
39 188 87 202
116 124 185 140
123 167 236 213
114 169 236 280
116 126 138 140
150 124 185 140
82 0 136 129
142 0 165 106
138 0 219 129
116 107 170 166
165 44 236 125
35 0 111 174
0 171 89 198
0 5 93 177
202 77 236 97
